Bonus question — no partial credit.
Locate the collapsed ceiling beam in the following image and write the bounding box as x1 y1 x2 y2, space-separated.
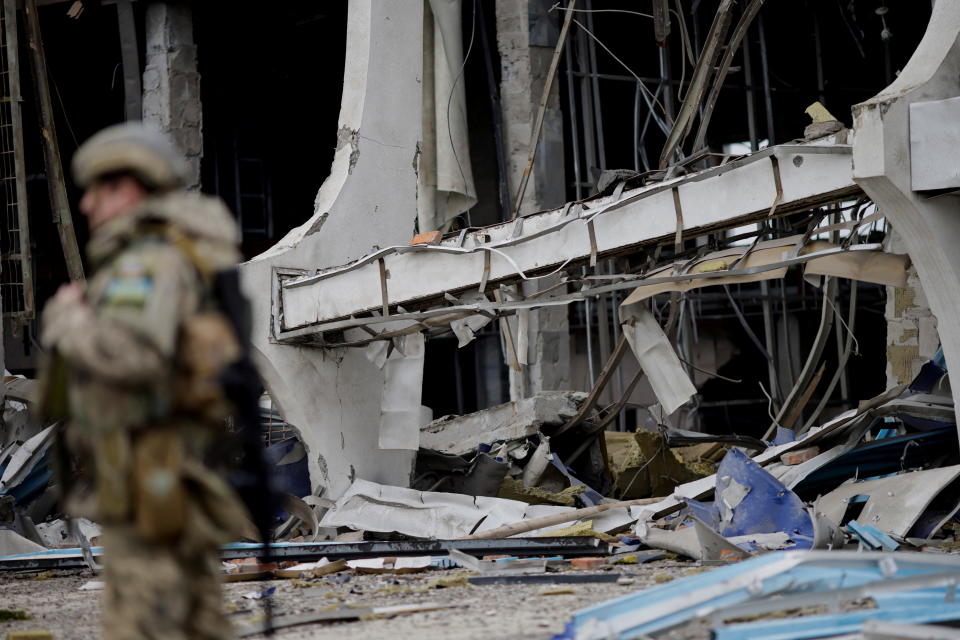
274 143 860 343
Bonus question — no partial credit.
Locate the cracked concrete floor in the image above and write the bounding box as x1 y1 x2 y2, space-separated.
0 560 707 639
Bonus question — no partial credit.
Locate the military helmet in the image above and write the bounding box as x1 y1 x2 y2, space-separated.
72 121 187 191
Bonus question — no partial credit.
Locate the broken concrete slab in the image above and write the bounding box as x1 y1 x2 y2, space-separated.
419 391 586 456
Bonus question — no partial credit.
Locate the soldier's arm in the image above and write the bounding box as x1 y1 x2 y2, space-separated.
41 247 197 385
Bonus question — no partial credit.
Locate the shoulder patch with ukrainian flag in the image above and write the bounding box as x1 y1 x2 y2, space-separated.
104 257 154 307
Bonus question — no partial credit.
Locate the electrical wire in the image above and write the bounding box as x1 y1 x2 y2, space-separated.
758 381 781 430
677 356 743 384
549 4 653 20
52 77 79 149
569 18 672 135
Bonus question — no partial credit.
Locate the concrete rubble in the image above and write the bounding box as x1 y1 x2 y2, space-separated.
4 346 960 638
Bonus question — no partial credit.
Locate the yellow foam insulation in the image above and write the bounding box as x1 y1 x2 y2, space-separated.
537 519 618 542
606 430 710 499
805 101 838 123
497 476 585 506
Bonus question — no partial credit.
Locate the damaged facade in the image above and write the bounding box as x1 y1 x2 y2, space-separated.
5 0 960 638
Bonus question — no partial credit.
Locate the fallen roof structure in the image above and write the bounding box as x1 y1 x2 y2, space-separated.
273 143 862 343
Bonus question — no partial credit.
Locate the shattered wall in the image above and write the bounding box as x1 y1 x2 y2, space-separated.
885 228 939 386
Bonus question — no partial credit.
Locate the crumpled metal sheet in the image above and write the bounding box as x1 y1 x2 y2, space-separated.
0 424 56 497
619 308 696 414
817 465 960 539
318 478 575 539
685 448 814 547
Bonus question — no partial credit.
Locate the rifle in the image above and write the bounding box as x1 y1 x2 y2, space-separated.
212 267 277 636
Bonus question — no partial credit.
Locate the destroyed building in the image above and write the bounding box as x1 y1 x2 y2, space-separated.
4 0 960 639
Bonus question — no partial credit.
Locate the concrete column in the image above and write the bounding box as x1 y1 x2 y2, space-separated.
884 228 940 386
852 1 960 431
496 0 570 398
239 0 423 499
142 1 202 190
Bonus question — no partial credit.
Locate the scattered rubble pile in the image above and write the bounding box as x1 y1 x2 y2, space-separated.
2 351 960 638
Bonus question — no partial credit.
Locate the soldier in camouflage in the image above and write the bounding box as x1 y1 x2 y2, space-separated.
39 122 250 640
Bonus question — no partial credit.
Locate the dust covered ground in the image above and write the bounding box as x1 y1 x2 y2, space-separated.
0 560 706 639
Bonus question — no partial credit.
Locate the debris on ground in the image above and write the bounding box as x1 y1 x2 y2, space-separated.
2 349 959 638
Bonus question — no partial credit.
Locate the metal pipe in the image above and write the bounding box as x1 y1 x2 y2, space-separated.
572 29 596 388
453 343 465 414
759 280 780 401
574 28 597 183
584 0 607 171
742 28 759 152
633 81 641 171
812 7 826 105
780 276 795 390
564 39 583 201
477 0 512 219
724 284 775 385
757 12 776 144
659 47 675 123
765 277 838 440
609 260 625 430
595 267 613 403
801 279 858 434
584 268 595 386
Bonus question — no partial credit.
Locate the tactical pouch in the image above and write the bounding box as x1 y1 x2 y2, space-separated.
94 429 133 522
132 429 187 541
35 352 70 422
174 312 241 423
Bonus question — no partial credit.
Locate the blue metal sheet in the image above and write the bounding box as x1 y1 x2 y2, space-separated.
771 427 796 446
714 597 960 640
555 551 960 640
909 347 947 393
847 521 899 551
679 449 813 549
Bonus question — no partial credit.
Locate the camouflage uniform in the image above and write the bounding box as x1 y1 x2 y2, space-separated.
40 125 249 640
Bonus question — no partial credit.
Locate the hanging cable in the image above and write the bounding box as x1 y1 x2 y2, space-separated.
569 18 671 135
